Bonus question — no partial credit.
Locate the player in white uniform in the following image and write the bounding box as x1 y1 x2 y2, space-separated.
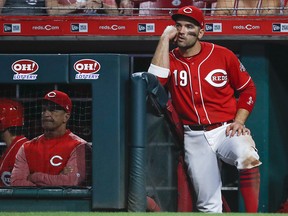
148 5 262 212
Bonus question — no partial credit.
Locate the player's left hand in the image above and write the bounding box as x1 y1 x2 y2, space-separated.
61 166 73 175
162 25 178 42
225 121 250 137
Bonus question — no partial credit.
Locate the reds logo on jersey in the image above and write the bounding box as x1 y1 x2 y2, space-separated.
247 96 254 106
1 171 11 186
204 69 228 87
239 61 246 72
50 155 63 166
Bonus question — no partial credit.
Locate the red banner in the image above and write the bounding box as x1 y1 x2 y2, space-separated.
1 15 288 36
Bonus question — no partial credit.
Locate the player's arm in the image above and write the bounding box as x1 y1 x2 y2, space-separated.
148 26 177 80
28 143 86 186
226 81 256 137
10 145 36 186
225 53 256 137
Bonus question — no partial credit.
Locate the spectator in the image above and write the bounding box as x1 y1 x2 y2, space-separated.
119 0 193 16
46 0 119 16
118 0 216 16
0 0 120 15
11 90 91 187
0 98 29 187
116 0 134 15
281 0 288 14
0 0 46 15
213 0 281 16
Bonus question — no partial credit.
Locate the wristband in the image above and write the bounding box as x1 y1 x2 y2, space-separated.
148 63 169 78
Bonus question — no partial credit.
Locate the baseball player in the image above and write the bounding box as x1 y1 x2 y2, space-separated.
148 6 261 212
0 98 29 187
11 90 91 186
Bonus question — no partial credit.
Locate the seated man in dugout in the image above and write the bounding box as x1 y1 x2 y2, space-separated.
212 0 281 15
11 90 92 187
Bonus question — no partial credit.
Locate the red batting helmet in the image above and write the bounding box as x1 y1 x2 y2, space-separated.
172 6 205 29
0 98 24 132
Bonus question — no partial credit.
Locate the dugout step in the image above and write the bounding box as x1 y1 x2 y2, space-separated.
0 187 91 198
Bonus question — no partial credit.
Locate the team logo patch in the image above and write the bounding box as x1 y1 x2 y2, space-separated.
239 61 246 72
247 96 254 106
204 69 227 87
1 171 11 186
50 155 63 166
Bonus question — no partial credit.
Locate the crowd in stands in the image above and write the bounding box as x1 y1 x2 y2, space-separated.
0 0 287 16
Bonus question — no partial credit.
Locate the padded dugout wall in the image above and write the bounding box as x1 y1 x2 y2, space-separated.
239 45 269 212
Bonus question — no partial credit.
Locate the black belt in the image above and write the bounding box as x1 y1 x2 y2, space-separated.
188 120 234 131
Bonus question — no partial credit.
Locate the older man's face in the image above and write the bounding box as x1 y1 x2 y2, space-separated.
41 101 70 131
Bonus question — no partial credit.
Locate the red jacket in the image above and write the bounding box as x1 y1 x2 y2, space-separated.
11 130 89 186
0 136 29 186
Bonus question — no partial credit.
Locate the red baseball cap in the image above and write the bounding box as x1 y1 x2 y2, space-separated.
172 6 204 29
43 90 72 114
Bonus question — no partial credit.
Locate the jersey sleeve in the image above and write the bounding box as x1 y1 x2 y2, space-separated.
11 145 36 186
28 143 87 186
227 52 256 113
148 50 178 86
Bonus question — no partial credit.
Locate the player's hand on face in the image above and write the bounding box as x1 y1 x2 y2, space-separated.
162 25 178 42
225 121 250 137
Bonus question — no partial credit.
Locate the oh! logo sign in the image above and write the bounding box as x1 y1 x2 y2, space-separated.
74 59 101 80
